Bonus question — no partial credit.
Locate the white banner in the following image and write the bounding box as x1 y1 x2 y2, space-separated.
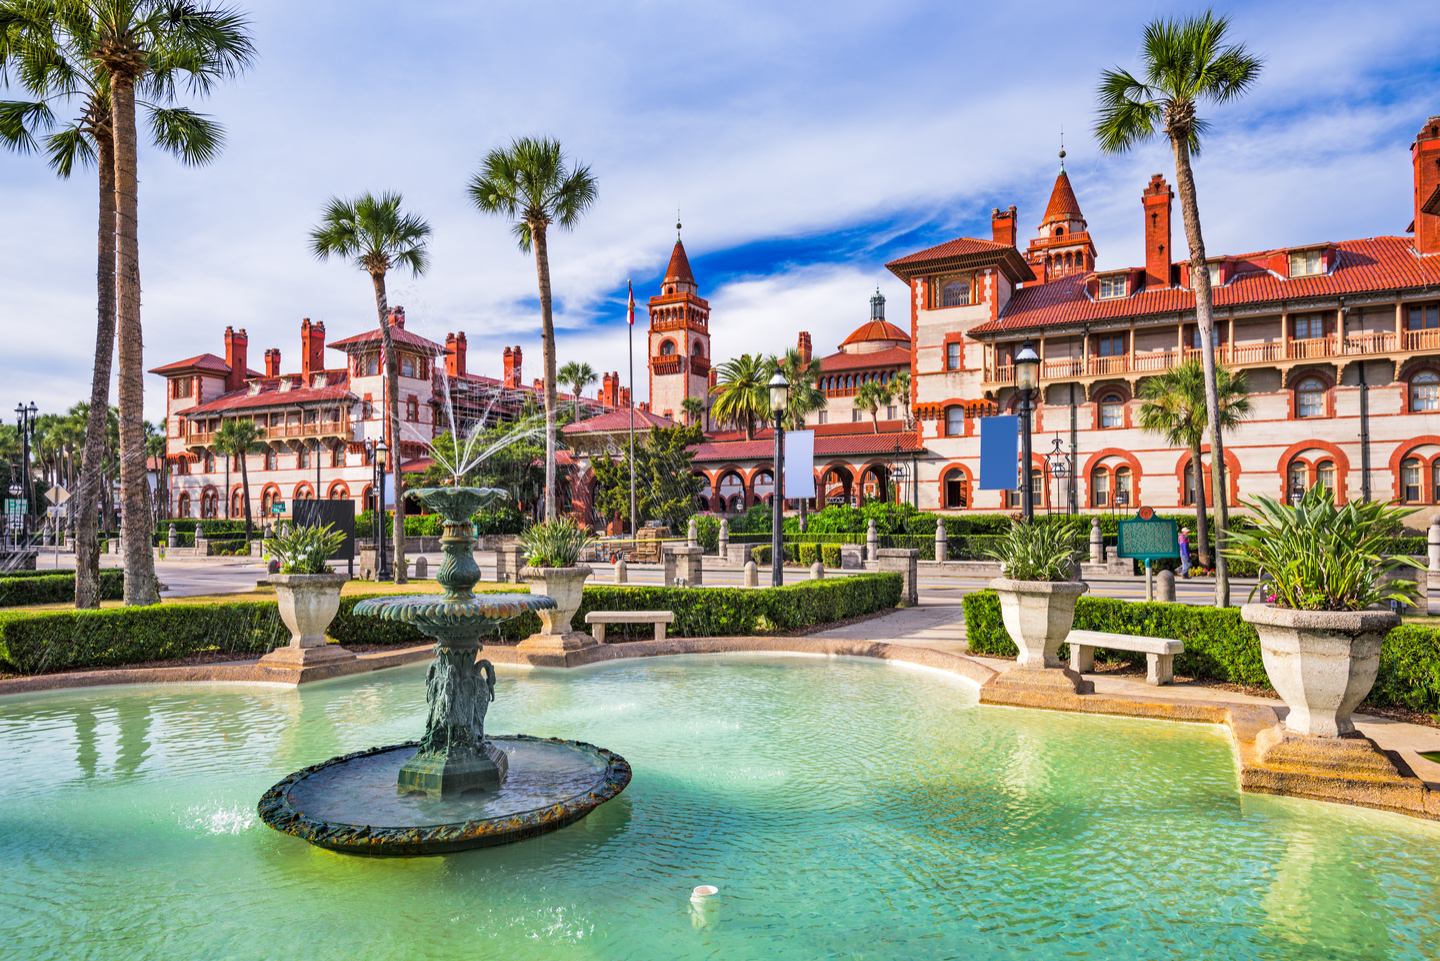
785 430 815 499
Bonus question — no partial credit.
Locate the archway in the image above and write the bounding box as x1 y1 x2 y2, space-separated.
716 470 747 512
819 465 854 507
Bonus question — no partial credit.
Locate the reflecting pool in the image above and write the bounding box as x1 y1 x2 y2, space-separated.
2 654 1438 960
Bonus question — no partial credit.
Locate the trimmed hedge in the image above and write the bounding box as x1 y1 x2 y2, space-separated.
962 589 1440 712
0 571 125 608
822 544 841 568
1 575 904 674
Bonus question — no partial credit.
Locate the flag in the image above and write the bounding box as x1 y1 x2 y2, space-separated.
627 280 634 325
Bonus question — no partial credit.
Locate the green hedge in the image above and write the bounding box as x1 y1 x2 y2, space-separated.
822 545 841 568
962 589 1440 712
1 575 904 674
0 571 125 608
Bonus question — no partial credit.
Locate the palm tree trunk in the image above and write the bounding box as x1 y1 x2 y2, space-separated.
240 454 253 542
532 223 558 522
1170 133 1229 607
75 124 118 609
1191 439 1211 569
111 73 159 606
371 271 406 582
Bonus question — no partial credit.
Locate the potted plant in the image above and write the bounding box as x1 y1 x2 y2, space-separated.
257 522 354 668
983 519 1089 690
1230 486 1421 738
518 516 595 651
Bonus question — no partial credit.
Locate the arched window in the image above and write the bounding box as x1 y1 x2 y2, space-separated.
203 451 215 473
231 488 243 518
1296 378 1326 418
945 406 964 437
944 468 968 508
1114 467 1133 506
1184 461 1197 506
177 492 191 518
660 340 676 356
1411 371 1439 411
941 280 970 307
1054 226 1064 236
1091 469 1109 507
262 488 279 515
692 341 705 356
1100 392 1124 428
1316 461 1336 498
1288 462 1308 501
1434 462 1440 503
1403 458 1423 502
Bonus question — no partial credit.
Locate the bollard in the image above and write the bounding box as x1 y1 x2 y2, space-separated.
744 560 759 587
810 561 824 580
718 519 729 559
414 556 428 579
1157 568 1175 603
614 558 627 584
687 517 698 548
866 518 879 562
935 518 947 562
167 523 178 549
1089 518 1103 565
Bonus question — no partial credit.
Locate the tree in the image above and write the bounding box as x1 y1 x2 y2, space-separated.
468 137 598 522
592 425 704 530
310 191 431 583
773 348 826 529
893 370 913 427
1137 358 1251 568
680 396 705 428
853 380 894 434
558 360 598 425
1095 10 1262 606
212 418 264 542
709 353 771 441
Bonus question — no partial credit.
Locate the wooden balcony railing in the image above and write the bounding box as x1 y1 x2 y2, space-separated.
187 417 350 448
1343 332 1398 353
1405 328 1440 352
1287 336 1335 359
651 356 683 376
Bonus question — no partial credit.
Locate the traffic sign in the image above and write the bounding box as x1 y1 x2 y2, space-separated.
44 485 70 505
3 499 24 517
46 505 66 518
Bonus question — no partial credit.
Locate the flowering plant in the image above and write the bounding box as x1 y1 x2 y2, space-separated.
268 522 347 575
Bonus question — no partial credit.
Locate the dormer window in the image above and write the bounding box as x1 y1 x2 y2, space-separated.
278 378 293 392
1098 275 1127 299
171 376 193 399
1289 248 1325 277
248 383 261 396
400 355 416 378
941 279 970 307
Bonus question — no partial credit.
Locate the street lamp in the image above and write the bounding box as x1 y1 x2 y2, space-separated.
768 371 788 588
369 439 391 580
1014 341 1040 521
14 401 38 545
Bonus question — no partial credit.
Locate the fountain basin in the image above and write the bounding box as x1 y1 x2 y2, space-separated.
257 734 631 856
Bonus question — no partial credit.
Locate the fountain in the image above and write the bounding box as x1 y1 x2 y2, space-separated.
256 486 631 855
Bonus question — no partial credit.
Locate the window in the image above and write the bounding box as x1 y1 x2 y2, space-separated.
1409 305 1440 330
1114 467 1132 507
816 411 828 425
1206 263 1222 286
1434 463 1440 504
1192 327 1219 350
177 492 191 518
406 397 419 421
944 469 968 508
1184 462 1198 506
400 355 416 378
1412 371 1440 411
1316 461 1336 498
264 450 277 471
940 279 970 308
330 486 348 501
361 399 373 421
297 447 310 470
332 446 346 468
852 409 862 423
1091 469 1109 506
1288 463 1307 501
1404 458 1423 503
1098 275 1127 299
363 354 379 377
660 340 677 356
1289 248 1324 277
172 376 193 399
1296 378 1325 418
945 406 963 437
1294 314 1326 340
1096 334 1126 357
1100 393 1124 428
231 488 243 517
203 452 215 473
886 406 897 420
946 342 962 370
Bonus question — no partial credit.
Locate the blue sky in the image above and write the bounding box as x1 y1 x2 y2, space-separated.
3 0 1440 423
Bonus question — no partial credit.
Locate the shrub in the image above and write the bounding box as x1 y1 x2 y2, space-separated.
982 518 1082 580
519 516 591 568
798 543 818 567
269 523 346 574
1371 625 1440 714
693 514 721 552
750 544 799 566
822 544 841 568
0 571 125 608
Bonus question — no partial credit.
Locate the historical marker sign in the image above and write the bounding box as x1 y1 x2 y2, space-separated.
1116 510 1179 561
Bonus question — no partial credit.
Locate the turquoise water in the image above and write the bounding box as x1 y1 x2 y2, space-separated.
2 654 1438 960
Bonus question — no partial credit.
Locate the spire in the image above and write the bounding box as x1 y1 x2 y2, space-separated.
1059 126 1066 171
1041 170 1084 226
870 287 885 320
664 238 695 285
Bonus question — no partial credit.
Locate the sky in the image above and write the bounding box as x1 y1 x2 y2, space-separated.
3 0 1440 424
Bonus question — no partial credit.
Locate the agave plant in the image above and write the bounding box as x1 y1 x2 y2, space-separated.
268 522 347 575
1225 485 1422 611
982 518 1081 581
519 516 592 569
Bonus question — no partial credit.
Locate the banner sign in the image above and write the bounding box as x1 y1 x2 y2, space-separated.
978 416 1019 489
785 430 815 499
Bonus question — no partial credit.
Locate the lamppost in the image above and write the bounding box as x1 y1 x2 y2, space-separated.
1045 434 1070 516
1014 341 1040 521
768 370 788 588
368 439 390 580
14 402 38 544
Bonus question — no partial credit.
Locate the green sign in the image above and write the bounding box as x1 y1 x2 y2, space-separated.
3 499 24 516
1117 514 1179 561
270 501 287 515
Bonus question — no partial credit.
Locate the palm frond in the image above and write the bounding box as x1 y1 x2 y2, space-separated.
1093 68 1160 154
44 120 93 174
145 103 221 164
0 97 51 152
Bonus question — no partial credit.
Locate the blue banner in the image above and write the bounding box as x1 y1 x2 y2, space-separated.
978 415 1019 490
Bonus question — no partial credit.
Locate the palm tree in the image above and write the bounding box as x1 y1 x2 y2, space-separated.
468 137 598 522
709 353 771 441
893 370 913 427
680 396 705 428
558 360 598 424
310 191 430 584
771 348 826 527
1095 10 1262 606
212 418 264 543
853 380 894 434
1137 359 1251 569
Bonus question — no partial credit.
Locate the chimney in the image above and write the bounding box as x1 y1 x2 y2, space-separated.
797 331 812 364
300 319 326 380
600 372 618 407
502 346 522 389
264 348 281 378
387 306 405 328
621 386 632 408
1414 116 1440 256
445 332 466 379
1143 174 1174 289
223 326 248 392
991 205 1018 247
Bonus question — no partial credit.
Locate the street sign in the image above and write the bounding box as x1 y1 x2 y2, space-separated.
3 499 24 517
44 485 70 505
1116 509 1179 562
271 501 287 515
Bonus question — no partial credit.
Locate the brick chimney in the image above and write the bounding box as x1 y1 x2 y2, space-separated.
264 348 281 378
223 327 248 392
387 306 405 328
797 331 812 364
300 319 326 380
1414 116 1440 256
991 205 1018 247
445 332 467 379
1143 174 1174 289
600 372 619 407
503 346 522 389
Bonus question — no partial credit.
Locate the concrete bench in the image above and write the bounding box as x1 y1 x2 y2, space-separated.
584 610 674 642
1066 629 1185 686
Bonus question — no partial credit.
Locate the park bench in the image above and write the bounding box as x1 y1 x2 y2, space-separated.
584 610 675 642
1066 629 1185 686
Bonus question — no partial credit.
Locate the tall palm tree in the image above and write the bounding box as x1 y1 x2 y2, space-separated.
771 348 825 527
893 370 913 427
853 380 894 434
468 137 598 522
680 396 705 428
212 418 263 542
709 353 771 441
558 360 597 424
1137 359 1251 569
310 191 430 584
1095 10 1262 606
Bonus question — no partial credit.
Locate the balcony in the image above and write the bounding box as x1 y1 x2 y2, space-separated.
651 356 683 376
185 415 352 450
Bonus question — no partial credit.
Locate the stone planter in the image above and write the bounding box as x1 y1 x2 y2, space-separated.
1241 604 1400 737
258 572 354 668
518 565 594 651
986 577 1090 694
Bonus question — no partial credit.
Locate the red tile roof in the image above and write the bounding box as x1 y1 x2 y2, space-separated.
563 408 677 434
664 240 695 285
327 326 447 355
839 319 910 347
973 236 1440 334
1042 170 1083 223
148 353 232 375
185 381 355 415
691 428 922 462
817 346 912 372
886 235 1036 284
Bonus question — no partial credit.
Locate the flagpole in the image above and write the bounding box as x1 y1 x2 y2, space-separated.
627 280 637 549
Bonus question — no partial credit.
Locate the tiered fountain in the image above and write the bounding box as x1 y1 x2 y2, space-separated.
257 487 631 856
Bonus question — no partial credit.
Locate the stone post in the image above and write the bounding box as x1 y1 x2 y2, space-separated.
663 545 680 587
810 561 825 580
744 560 758 587
687 517 698 548
1157 568 1175 603
167 523 178 549
866 518 879 562
1429 518 1440 574
718 519 729 559
613 558 627 584
414 556 428 579
934 518 947 562
665 544 703 587
1089 518 1103 565
495 542 525 583
877 547 920 607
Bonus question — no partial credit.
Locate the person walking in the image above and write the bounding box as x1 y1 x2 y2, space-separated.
1178 527 1192 578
